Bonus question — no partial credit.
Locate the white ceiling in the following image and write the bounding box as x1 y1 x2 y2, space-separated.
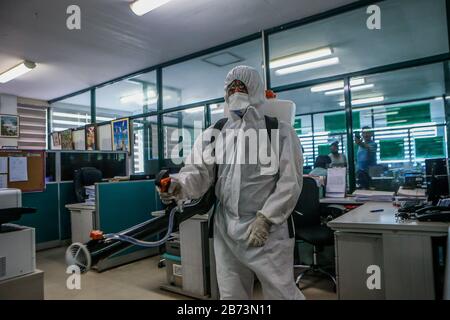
0 0 355 101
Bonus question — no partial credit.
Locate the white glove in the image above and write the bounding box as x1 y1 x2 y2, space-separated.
246 212 272 247
157 179 182 205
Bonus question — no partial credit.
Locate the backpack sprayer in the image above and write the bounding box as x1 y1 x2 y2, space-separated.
65 170 216 273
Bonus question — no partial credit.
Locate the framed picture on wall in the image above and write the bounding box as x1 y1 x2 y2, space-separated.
85 124 97 151
60 129 73 150
51 132 62 150
111 118 130 153
0 114 19 138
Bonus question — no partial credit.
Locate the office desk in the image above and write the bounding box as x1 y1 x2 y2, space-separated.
328 202 449 300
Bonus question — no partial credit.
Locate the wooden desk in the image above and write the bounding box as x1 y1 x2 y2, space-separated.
328 202 449 300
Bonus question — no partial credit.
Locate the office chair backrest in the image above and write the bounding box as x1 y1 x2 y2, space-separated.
292 177 322 228
73 167 103 203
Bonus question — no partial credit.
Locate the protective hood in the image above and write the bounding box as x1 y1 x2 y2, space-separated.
224 66 266 107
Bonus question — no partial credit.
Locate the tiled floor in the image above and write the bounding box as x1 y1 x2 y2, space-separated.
37 246 336 300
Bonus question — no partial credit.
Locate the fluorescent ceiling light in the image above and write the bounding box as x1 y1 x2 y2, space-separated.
325 84 374 95
435 97 443 101
339 96 384 107
310 78 365 93
0 61 36 83
130 0 171 16
270 47 332 69
275 57 339 76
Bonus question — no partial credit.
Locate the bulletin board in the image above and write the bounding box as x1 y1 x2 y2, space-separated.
0 150 45 192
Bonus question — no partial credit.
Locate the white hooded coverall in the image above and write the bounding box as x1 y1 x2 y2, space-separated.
175 66 305 300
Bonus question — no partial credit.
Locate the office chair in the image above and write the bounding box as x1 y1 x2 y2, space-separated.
73 167 103 203
293 177 342 290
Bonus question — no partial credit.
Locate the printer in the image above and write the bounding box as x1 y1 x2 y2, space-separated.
0 188 37 281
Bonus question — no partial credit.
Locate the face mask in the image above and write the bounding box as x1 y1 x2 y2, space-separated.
228 92 250 112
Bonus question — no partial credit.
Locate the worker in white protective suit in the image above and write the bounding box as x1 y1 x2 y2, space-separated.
158 66 305 300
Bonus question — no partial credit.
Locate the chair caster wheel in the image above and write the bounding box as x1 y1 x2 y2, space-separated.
158 260 165 268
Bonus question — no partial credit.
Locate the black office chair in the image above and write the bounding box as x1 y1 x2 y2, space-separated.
73 167 103 203
293 177 342 289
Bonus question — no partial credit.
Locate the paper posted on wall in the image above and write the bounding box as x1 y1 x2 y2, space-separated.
9 156 28 182
326 167 346 198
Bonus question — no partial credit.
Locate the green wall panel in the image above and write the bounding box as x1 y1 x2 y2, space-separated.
18 183 59 244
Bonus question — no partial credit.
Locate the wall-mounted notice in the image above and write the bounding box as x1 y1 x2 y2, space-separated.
9 156 28 182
